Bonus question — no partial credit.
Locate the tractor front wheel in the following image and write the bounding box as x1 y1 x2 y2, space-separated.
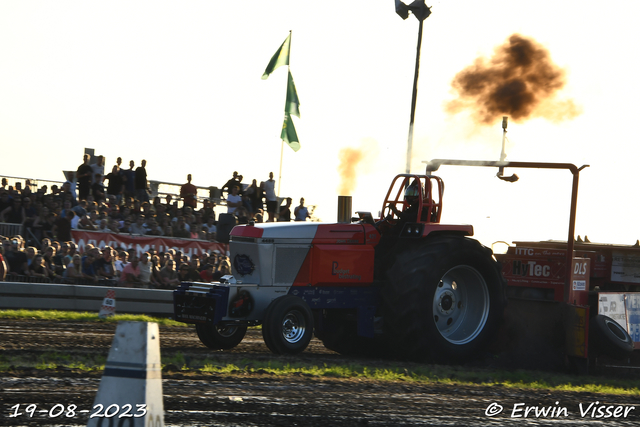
262 295 313 355
195 323 247 350
381 235 506 362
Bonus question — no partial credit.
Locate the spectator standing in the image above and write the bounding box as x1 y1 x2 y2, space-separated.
226 185 242 215
76 154 93 201
245 179 261 215
278 198 292 222
52 211 74 243
63 172 78 202
294 197 311 221
261 172 277 222
1 197 24 225
135 159 149 202
180 174 198 209
91 174 106 202
0 190 12 213
221 171 241 197
123 160 136 198
22 197 38 230
105 165 124 201
90 155 105 185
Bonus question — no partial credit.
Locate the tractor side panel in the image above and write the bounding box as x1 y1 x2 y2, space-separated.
307 244 375 287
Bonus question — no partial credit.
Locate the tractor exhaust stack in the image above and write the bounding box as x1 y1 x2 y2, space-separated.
337 196 352 223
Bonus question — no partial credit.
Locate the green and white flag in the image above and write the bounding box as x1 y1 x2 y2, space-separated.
261 33 291 80
285 70 300 118
281 112 300 152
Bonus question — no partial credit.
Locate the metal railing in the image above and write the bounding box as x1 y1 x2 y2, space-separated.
0 223 22 238
5 273 119 287
1 174 225 207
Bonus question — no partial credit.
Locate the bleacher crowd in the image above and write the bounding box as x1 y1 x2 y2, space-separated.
0 154 311 286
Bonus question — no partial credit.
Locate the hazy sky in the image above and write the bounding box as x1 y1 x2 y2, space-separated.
1 1 639 248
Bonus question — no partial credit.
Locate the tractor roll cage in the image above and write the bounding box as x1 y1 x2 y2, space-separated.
380 174 444 224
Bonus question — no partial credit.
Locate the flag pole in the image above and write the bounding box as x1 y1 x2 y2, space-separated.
277 139 284 198
277 30 292 199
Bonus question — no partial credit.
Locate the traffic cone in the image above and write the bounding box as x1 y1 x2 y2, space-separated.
87 322 164 427
98 289 116 318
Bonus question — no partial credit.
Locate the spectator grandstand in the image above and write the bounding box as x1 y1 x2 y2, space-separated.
0 161 312 287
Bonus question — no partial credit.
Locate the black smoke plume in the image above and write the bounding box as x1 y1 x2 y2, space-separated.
446 34 581 124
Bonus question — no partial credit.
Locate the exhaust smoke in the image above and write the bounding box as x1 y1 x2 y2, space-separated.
337 147 364 196
445 34 581 125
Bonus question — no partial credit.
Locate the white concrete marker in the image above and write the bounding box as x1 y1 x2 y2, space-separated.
98 289 116 318
87 321 164 427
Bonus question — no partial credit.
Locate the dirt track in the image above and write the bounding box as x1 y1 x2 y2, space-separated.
1 319 639 426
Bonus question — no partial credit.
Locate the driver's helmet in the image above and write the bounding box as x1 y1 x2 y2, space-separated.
404 181 421 203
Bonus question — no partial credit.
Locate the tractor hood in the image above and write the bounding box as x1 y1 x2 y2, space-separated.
230 222 375 245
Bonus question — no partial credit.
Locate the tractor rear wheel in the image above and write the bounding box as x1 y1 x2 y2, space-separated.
262 295 314 355
195 323 247 350
381 235 506 362
315 310 380 357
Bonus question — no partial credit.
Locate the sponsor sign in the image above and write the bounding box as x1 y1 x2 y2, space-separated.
598 293 628 329
626 294 640 343
72 230 227 257
611 252 640 284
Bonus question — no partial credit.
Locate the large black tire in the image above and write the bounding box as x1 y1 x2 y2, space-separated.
589 314 634 359
380 235 506 363
315 310 380 357
262 295 313 355
195 323 247 350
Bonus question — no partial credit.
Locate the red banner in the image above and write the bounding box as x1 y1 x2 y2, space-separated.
71 230 228 257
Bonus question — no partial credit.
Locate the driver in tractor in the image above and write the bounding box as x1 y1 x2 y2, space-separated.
388 180 423 224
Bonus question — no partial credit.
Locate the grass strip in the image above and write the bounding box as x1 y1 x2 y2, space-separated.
4 350 637 397
0 309 186 327
188 357 640 396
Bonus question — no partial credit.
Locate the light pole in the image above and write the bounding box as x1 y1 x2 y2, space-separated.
395 0 431 173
